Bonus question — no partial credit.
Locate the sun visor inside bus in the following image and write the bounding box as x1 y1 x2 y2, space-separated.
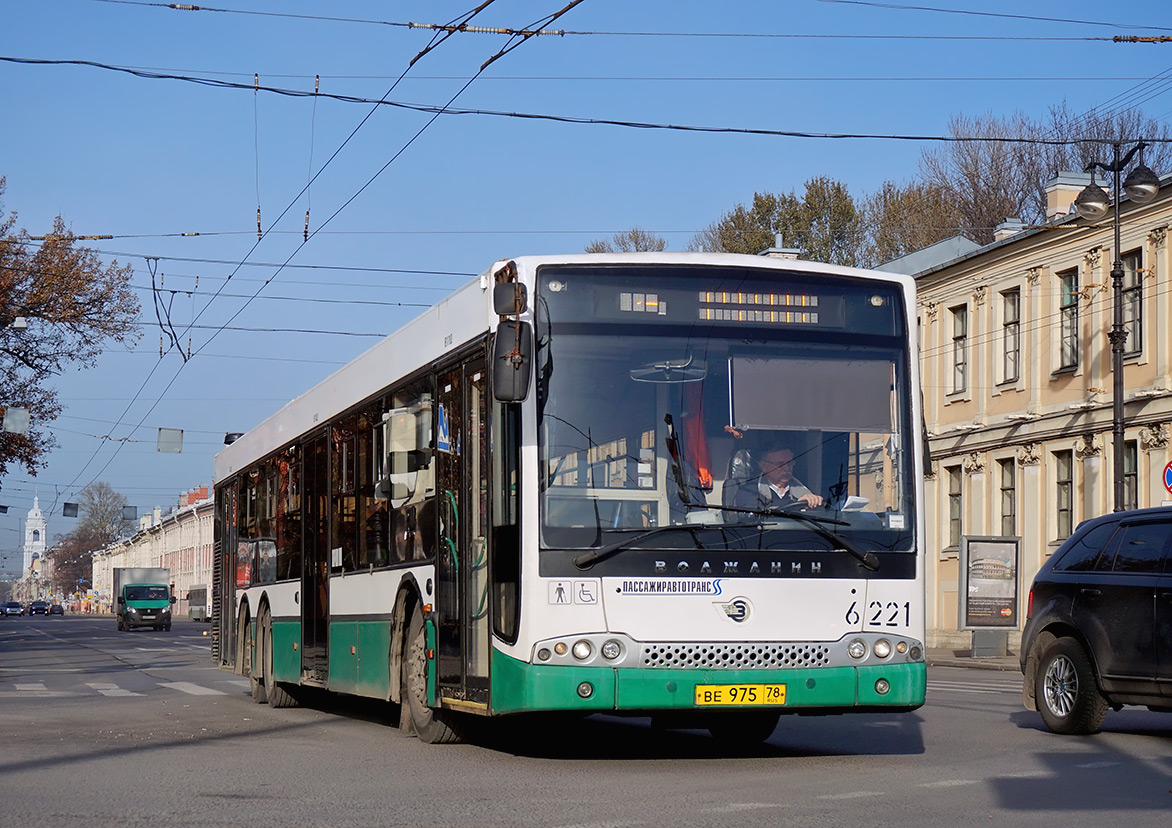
730 356 895 433
493 320 533 403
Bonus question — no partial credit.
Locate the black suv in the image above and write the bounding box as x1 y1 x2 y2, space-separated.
27 600 50 616
1021 506 1172 734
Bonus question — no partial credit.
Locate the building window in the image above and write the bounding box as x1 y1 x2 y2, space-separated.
947 465 962 548
1055 449 1073 539
1002 289 1020 383
1123 439 1138 511
1058 269 1078 370
998 458 1016 536
951 305 968 393
1122 249 1142 356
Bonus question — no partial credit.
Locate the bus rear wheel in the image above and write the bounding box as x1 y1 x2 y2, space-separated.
240 611 265 703
262 608 300 708
402 607 462 744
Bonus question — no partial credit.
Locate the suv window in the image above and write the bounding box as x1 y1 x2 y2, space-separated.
1052 522 1118 572
1104 520 1172 573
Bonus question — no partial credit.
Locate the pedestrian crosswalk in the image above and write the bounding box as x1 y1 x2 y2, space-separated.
2 677 251 698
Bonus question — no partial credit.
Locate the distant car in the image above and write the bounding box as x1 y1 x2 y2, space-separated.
1021 505 1172 735
27 600 50 616
49 603 65 615
2 600 24 616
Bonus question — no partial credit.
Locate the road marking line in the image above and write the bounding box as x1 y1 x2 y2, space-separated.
706 803 786 812
87 682 142 697
1076 761 1120 769
159 681 227 696
919 779 978 788
15 683 48 691
817 791 885 800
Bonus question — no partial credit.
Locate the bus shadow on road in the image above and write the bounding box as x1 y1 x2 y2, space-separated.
462 711 926 760
289 692 927 759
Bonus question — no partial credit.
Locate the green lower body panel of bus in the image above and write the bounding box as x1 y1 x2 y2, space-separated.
489 649 925 716
270 618 301 684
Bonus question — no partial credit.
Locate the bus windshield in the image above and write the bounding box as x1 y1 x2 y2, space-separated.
535 264 915 555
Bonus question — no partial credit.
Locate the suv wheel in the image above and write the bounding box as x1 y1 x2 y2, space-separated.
1035 638 1108 735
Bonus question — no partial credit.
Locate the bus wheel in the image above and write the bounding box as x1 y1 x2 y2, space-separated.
262 608 300 709
242 611 266 703
707 711 780 746
402 607 462 744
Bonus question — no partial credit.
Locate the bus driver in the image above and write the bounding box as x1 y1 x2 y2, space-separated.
736 442 824 512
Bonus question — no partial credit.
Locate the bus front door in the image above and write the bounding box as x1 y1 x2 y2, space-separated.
435 355 491 707
302 432 329 683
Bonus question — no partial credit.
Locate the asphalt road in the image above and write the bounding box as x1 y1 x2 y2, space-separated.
2 615 1171 827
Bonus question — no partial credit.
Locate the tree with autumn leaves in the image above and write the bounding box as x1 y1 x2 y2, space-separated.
0 177 141 478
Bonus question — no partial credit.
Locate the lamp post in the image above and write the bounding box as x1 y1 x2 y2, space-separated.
1074 141 1161 512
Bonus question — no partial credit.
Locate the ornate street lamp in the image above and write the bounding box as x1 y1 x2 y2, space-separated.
1075 142 1161 512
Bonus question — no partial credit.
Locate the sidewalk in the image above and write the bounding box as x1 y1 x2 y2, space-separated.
926 647 1020 672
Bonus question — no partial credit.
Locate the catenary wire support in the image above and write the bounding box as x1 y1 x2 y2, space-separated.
255 73 262 239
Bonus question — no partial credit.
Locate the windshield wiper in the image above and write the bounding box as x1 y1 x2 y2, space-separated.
573 525 704 569
708 502 880 571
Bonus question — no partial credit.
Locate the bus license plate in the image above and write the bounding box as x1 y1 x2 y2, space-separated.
694 684 786 706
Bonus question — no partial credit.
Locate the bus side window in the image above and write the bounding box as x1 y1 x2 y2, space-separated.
385 378 435 565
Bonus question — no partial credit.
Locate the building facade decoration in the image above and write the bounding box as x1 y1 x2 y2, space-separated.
1076 433 1103 459
1140 422 1169 452
962 452 986 474
1017 443 1042 466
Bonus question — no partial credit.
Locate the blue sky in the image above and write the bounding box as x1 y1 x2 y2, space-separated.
1 0 1170 569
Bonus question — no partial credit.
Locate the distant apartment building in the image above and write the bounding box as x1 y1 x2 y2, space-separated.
879 172 1172 647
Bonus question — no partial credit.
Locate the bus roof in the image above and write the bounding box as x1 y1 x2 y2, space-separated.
213 253 914 484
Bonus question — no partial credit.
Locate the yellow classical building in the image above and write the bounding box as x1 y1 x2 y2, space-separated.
880 172 1172 647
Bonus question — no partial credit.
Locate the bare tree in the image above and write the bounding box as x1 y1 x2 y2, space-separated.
914 105 1172 245
585 227 668 253
48 481 135 596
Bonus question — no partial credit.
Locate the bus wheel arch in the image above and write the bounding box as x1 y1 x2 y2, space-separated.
234 600 251 676
388 582 419 706
259 602 300 708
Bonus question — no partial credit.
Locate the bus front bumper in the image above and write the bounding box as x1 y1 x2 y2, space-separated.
488 650 925 716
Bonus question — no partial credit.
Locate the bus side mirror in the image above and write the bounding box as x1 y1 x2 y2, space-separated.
493 320 532 402
170 596 177 604
493 282 527 315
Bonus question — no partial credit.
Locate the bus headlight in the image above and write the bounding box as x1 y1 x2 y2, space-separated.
572 640 593 660
847 638 867 659
873 639 892 659
601 640 622 660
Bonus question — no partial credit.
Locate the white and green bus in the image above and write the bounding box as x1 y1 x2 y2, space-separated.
212 252 926 743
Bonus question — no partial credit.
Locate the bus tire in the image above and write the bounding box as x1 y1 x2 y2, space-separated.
707 711 780 746
262 608 300 709
402 607 462 744
241 610 266 703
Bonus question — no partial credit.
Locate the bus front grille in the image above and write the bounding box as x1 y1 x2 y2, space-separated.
641 643 832 669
